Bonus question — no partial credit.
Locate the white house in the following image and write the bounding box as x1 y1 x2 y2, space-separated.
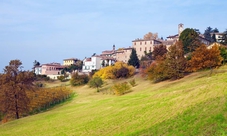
34 66 42 75
82 56 102 72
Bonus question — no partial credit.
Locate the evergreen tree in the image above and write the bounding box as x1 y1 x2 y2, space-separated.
204 26 213 42
179 28 201 54
128 48 140 68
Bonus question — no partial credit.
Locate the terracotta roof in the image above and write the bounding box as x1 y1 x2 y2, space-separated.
167 34 178 38
132 39 160 42
100 56 116 61
63 58 78 61
42 63 61 66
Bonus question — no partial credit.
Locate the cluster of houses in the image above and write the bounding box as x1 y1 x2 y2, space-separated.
34 24 225 79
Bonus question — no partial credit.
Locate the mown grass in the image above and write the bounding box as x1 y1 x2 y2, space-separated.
1 66 227 135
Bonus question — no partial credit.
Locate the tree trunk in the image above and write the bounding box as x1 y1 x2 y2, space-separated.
15 94 19 119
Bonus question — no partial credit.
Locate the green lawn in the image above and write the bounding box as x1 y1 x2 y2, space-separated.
1 67 227 136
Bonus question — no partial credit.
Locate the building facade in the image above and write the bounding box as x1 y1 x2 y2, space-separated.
82 56 102 73
132 39 162 59
41 63 65 79
115 47 132 63
34 66 42 75
63 58 78 66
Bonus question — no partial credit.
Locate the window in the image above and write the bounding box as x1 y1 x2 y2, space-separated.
150 41 152 44
134 42 136 45
140 48 142 51
145 41 146 45
140 42 142 45
145 47 147 51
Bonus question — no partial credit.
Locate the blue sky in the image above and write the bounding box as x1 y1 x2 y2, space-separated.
0 0 227 71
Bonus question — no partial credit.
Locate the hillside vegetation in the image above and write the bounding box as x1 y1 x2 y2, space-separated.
1 66 227 135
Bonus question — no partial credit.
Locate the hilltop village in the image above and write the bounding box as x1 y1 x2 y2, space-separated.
33 24 225 79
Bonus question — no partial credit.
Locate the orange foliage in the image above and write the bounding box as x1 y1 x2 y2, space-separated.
187 44 223 72
26 87 73 112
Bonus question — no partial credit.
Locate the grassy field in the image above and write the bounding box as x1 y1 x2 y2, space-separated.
1 67 227 135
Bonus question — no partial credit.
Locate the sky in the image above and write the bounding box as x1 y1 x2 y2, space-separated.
0 0 227 72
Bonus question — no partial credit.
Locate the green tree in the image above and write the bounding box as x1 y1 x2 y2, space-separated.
89 76 103 92
219 46 227 64
0 60 35 119
204 26 213 42
33 60 40 67
179 28 201 54
128 48 140 68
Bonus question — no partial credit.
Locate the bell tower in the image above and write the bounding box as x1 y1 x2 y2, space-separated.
178 23 184 36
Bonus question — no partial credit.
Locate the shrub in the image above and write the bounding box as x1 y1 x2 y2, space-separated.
129 79 136 87
89 76 103 92
57 75 65 82
93 62 135 79
70 72 89 86
112 82 131 95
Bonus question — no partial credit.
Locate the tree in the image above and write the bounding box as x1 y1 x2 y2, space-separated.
219 46 227 64
179 28 201 54
212 28 219 33
89 76 103 92
187 44 223 72
153 44 167 60
165 41 187 79
144 32 158 40
204 26 213 42
70 72 89 86
0 60 35 119
33 60 40 67
128 48 140 68
145 56 169 82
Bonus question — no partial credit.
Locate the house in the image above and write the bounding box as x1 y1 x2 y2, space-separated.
210 32 226 43
41 63 66 79
63 58 78 66
166 24 211 46
132 38 162 59
82 56 102 73
115 47 133 63
100 45 116 59
34 66 42 75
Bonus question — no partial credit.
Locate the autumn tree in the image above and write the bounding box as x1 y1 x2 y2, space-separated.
145 56 169 82
153 44 167 60
179 28 201 54
144 32 158 40
128 48 140 68
89 76 103 92
165 41 187 79
187 44 223 72
146 41 186 82
0 60 35 119
70 72 89 86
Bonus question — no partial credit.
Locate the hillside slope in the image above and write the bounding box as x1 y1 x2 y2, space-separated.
0 67 227 136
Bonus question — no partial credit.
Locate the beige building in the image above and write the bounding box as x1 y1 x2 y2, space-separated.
63 58 78 66
132 39 162 59
115 47 133 63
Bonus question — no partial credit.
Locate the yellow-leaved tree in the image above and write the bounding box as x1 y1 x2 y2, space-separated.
93 62 135 79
